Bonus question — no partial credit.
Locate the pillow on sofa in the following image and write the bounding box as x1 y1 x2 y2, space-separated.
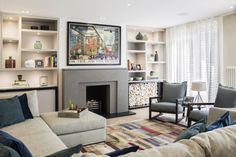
18 94 33 119
0 143 21 157
106 146 139 157
206 111 231 131
175 120 206 142
46 144 83 157
26 90 39 117
0 97 25 128
0 131 32 157
0 90 39 117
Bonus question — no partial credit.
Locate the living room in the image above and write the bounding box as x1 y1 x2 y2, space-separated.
0 0 236 157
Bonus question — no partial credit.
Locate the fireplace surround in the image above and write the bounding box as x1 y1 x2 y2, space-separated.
63 68 129 116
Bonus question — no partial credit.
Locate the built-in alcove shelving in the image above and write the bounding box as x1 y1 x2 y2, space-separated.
0 12 59 89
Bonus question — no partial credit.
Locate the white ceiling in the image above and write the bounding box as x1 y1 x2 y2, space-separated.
0 0 235 28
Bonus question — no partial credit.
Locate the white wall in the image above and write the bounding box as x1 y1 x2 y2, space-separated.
223 13 236 68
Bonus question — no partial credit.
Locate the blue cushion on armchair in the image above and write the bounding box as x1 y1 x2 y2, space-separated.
162 81 187 103
215 84 236 108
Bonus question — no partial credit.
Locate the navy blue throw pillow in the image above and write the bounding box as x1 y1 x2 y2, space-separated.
0 131 32 157
0 143 21 157
0 97 25 128
18 94 33 119
175 119 206 142
206 111 231 131
231 119 236 125
46 144 83 157
106 146 139 157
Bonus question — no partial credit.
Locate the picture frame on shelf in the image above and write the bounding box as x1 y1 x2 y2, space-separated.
67 22 121 65
35 60 44 68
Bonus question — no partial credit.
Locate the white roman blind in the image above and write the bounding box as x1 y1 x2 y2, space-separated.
166 17 223 102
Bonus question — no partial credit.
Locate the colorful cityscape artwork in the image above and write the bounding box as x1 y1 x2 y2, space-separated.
67 22 121 65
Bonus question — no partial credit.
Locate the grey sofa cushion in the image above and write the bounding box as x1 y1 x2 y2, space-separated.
151 102 184 113
162 81 187 103
215 84 236 108
189 110 209 121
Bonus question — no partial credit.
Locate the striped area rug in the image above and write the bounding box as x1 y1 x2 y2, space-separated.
82 119 185 155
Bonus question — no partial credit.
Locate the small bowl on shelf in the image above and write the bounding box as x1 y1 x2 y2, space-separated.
129 77 134 81
135 77 143 81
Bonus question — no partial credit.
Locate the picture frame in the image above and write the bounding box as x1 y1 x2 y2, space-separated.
67 22 121 65
35 60 44 68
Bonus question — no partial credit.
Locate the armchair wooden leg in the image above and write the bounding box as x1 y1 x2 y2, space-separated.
175 113 178 124
149 108 152 120
182 107 185 117
188 119 192 127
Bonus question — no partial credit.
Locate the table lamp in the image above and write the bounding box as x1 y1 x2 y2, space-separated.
191 81 206 102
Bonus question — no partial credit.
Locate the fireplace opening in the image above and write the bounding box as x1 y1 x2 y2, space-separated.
86 85 110 115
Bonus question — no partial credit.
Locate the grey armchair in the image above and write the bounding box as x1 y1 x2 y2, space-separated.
187 84 236 127
149 81 187 124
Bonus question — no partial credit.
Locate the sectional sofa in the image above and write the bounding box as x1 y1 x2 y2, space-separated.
75 107 236 157
1 90 236 157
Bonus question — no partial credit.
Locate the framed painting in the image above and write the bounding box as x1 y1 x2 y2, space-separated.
67 22 121 65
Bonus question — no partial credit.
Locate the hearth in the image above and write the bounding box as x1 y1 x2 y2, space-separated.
86 85 110 115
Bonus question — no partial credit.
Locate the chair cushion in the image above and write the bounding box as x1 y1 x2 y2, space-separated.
162 81 187 103
215 84 236 108
189 109 209 121
0 97 25 128
151 102 184 113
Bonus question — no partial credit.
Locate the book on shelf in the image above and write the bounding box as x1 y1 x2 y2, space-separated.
44 54 57 68
12 80 29 87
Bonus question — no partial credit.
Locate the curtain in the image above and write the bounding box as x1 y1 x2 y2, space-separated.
166 17 223 102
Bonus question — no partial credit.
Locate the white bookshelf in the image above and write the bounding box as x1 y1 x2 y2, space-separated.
0 12 59 89
127 25 166 82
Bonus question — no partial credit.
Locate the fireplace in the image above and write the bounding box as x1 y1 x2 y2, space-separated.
86 85 110 115
63 69 131 117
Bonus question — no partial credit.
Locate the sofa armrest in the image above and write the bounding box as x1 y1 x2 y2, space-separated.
207 107 236 125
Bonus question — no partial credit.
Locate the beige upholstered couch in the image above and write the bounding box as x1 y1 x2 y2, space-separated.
74 107 236 157
1 106 235 157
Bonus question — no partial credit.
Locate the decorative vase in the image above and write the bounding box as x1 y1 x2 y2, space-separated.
34 41 42 49
136 32 143 40
143 34 148 40
5 56 16 68
17 75 23 81
150 71 154 76
154 51 159 61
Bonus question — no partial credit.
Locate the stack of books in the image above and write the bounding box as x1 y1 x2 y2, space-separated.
12 80 29 87
44 54 57 67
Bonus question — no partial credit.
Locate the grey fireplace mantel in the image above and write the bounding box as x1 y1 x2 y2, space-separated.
63 68 129 114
